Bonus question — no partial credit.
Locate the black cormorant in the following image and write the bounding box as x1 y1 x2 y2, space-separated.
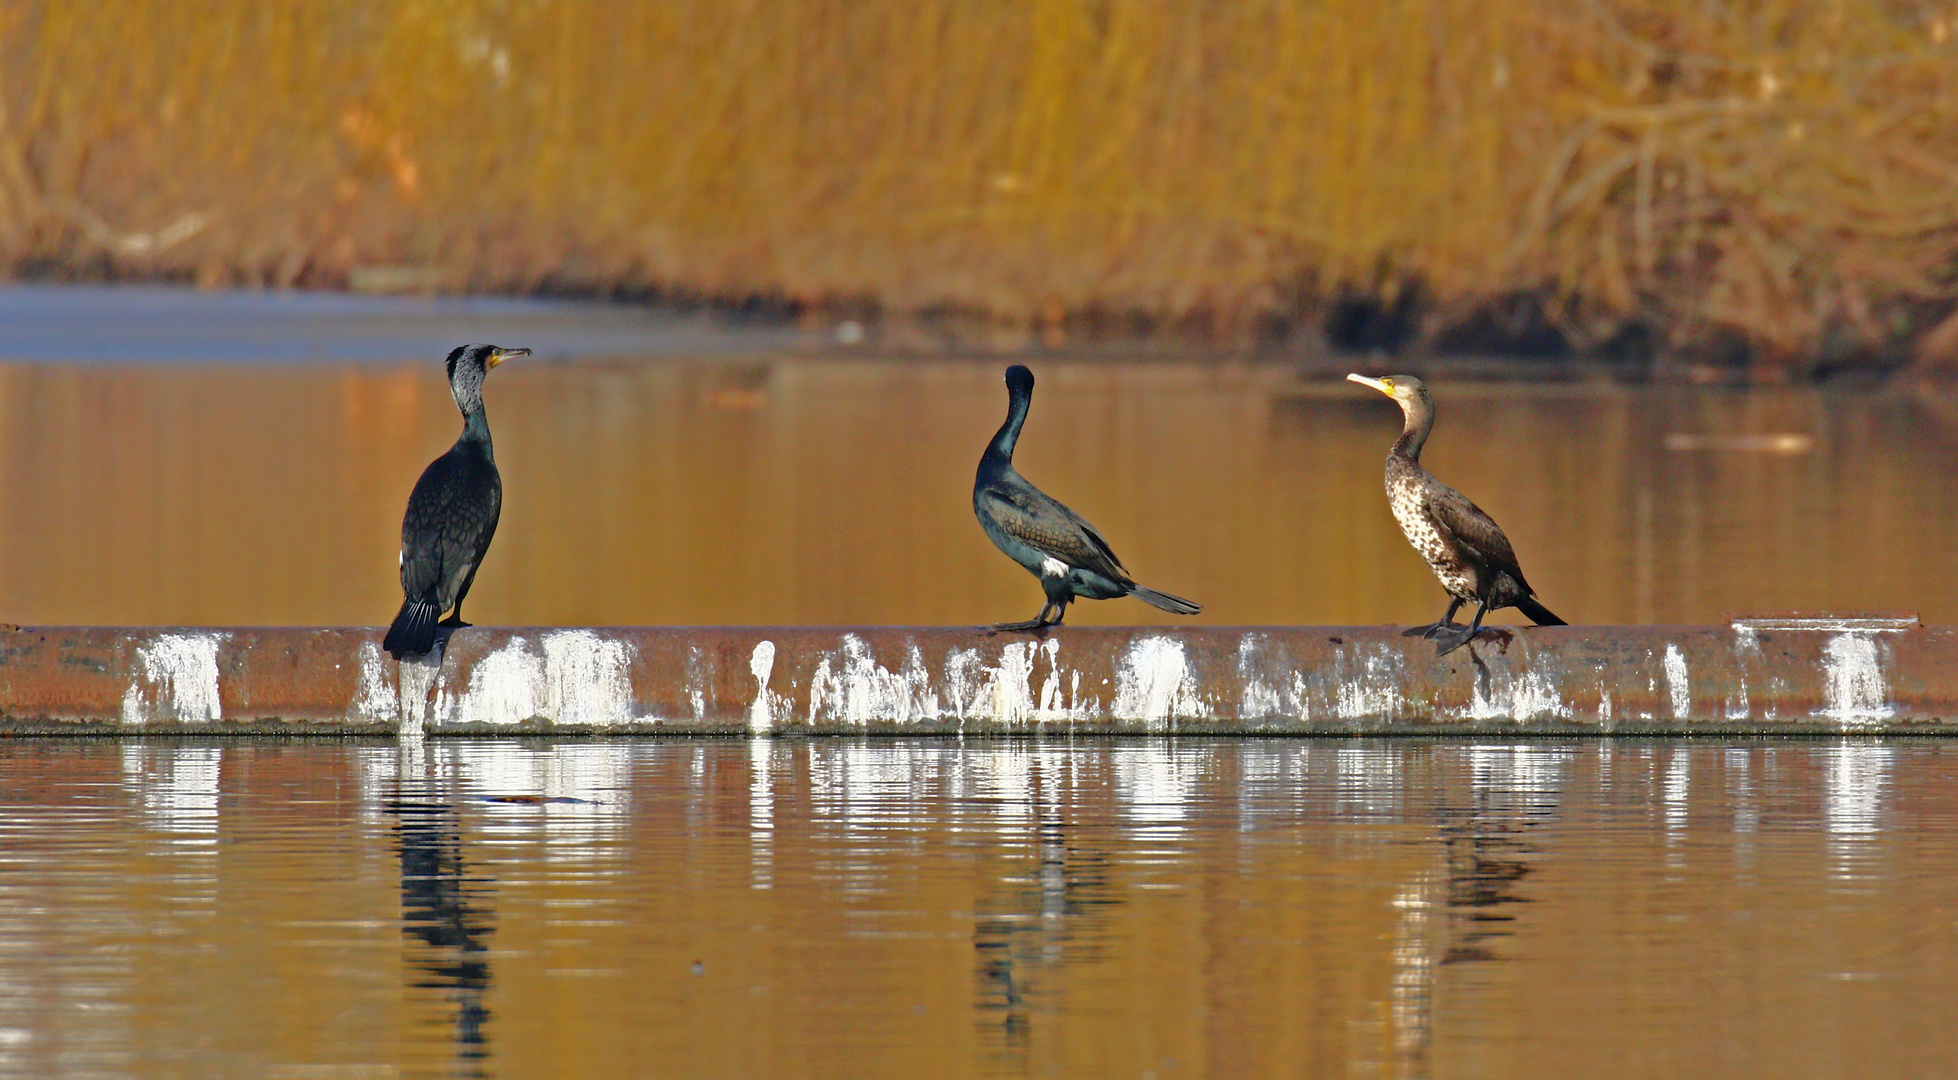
1347 373 1565 656
974 365 1200 631
383 344 529 660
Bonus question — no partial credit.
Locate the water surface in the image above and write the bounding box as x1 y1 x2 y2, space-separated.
0 338 1952 627
0 738 1952 1079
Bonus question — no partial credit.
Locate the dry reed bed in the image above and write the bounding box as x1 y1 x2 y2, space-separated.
3 0 1957 372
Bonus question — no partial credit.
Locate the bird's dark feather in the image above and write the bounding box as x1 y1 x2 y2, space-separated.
1426 484 1530 592
980 476 1131 584
400 440 502 611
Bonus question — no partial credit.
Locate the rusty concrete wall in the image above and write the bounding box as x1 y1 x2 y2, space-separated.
0 619 1949 735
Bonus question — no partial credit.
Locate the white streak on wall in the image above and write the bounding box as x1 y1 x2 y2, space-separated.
684 645 709 723
1236 634 1297 719
949 641 1037 726
1725 680 1751 720
395 651 442 737
989 642 1039 724
1334 645 1402 721
122 633 224 725
1512 669 1566 720
1821 633 1892 729
1034 637 1070 716
1461 667 1569 722
1727 625 1762 721
351 641 399 724
445 638 542 726
1663 644 1691 720
433 633 636 728
542 630 636 726
943 641 1089 727
807 635 938 726
943 647 983 723
1111 636 1205 730
749 640 779 734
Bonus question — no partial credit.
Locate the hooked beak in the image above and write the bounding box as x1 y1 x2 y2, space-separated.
486 346 531 369
1345 373 1393 396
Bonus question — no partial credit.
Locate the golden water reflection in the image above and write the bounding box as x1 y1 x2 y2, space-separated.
0 738 1954 1078
0 359 1951 626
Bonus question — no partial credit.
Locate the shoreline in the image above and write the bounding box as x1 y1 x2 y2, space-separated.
0 281 1928 386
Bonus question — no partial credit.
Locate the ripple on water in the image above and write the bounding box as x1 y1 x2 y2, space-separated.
0 737 1955 1079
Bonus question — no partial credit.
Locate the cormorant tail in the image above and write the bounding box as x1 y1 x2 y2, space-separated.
384 598 443 660
1516 597 1566 627
1129 586 1201 616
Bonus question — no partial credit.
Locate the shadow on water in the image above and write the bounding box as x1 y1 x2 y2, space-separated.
389 790 497 1078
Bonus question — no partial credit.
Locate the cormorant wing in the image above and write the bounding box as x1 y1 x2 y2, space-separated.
982 477 1132 584
400 445 502 601
1427 484 1532 589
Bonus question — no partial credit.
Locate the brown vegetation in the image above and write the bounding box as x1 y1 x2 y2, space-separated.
4 1 1958 373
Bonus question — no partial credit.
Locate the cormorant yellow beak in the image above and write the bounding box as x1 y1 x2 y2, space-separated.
487 346 531 369
1346 373 1394 396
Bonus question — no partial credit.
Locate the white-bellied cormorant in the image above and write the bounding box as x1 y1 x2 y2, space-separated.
383 344 529 660
1347 373 1565 656
974 365 1200 631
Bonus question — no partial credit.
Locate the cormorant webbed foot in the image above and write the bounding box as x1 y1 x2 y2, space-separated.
989 619 1050 634
1403 621 1462 639
1431 625 1480 657
438 615 472 629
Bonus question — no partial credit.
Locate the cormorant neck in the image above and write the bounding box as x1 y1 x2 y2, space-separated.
985 386 1031 463
1393 398 1432 461
460 405 493 458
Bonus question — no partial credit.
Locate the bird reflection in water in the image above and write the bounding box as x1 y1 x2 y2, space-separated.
1388 747 1561 1076
1434 747 1566 967
1432 801 1536 966
972 779 1120 1068
389 794 497 1077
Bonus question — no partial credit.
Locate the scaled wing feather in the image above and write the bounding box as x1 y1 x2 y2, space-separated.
983 481 1131 584
1427 484 1530 589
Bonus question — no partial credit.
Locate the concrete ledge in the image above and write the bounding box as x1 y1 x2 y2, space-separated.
0 621 1948 735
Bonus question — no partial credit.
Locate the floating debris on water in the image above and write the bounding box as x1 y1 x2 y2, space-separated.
1663 433 1813 453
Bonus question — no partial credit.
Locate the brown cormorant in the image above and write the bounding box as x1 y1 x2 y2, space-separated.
383 344 528 660
1347 373 1564 656
974 365 1200 631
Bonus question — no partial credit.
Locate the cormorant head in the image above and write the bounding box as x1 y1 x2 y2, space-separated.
1004 364 1035 399
445 343 529 413
1346 372 1431 411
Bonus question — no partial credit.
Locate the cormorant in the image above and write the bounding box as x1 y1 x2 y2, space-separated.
974 365 1200 631
1347 373 1565 656
383 344 529 660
